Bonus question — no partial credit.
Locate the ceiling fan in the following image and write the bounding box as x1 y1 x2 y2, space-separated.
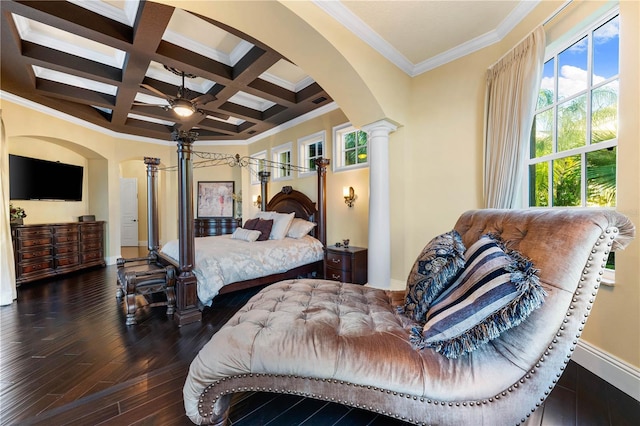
134 66 225 119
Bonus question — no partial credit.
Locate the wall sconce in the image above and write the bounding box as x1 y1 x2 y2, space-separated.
253 194 262 207
343 186 355 207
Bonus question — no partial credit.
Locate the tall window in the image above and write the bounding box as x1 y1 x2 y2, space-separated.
332 123 368 171
272 142 292 180
527 13 619 208
298 131 325 176
250 150 267 185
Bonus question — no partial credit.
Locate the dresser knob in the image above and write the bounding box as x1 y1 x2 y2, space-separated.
331 258 341 264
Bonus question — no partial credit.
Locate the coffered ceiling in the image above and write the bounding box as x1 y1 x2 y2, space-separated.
1 1 538 143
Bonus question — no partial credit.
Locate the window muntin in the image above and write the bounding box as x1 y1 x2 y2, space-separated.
332 123 368 171
297 131 325 176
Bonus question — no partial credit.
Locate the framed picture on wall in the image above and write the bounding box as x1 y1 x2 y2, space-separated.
197 181 235 218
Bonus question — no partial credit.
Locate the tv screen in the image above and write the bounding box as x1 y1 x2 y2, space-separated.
9 154 84 201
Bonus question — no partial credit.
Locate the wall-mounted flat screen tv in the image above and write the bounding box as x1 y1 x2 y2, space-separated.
9 154 84 201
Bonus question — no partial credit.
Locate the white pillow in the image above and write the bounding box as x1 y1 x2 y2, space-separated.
231 227 261 242
254 211 295 240
286 218 316 239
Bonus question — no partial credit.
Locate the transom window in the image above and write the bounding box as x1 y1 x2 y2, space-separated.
332 123 368 171
297 131 325 176
527 13 619 209
271 142 292 181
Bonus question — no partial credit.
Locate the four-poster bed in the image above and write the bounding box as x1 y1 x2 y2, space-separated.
149 130 329 325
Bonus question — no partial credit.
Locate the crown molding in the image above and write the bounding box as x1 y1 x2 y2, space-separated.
313 0 540 77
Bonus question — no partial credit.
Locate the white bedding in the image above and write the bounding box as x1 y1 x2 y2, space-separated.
160 234 324 306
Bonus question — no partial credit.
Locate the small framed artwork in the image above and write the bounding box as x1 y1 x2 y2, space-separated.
197 181 235 218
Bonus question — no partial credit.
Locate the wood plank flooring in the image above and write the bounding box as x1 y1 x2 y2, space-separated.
1 259 638 425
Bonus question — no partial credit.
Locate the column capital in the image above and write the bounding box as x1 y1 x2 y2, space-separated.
362 119 398 135
144 157 161 166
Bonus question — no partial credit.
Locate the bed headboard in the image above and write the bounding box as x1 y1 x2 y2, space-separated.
266 186 319 239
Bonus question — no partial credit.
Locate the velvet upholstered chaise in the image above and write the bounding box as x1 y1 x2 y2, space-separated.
183 209 635 425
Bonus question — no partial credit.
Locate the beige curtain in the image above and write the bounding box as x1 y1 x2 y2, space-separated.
484 26 545 208
0 110 17 305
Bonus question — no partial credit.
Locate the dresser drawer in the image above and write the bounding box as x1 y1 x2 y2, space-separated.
55 254 80 268
81 231 103 242
325 267 348 282
56 242 79 255
18 236 53 249
80 240 103 251
19 246 54 261
17 259 55 276
326 251 351 271
81 250 104 263
15 227 52 239
55 231 79 244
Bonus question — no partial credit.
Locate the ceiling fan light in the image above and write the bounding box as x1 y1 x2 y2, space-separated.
173 99 195 117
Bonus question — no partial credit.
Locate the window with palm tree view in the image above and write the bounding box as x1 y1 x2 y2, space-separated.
528 12 619 271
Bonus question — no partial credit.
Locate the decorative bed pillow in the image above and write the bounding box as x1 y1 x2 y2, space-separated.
255 211 295 240
402 230 466 324
243 217 260 230
253 219 273 241
410 234 546 359
286 218 316 239
231 228 261 242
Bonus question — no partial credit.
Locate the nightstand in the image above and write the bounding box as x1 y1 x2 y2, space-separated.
324 245 368 284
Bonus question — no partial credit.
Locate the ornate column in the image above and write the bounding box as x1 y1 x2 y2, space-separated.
144 157 160 255
362 120 397 289
315 157 330 247
258 171 270 211
173 130 201 326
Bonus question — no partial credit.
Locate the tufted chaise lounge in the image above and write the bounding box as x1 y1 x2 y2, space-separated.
183 209 635 425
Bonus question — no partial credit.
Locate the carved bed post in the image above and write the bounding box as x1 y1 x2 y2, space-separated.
144 157 161 255
259 171 270 211
173 130 201 326
315 158 329 247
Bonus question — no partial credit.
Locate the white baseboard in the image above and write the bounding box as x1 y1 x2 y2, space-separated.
573 340 640 401
105 255 119 266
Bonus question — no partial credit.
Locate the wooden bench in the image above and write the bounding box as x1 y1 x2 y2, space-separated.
116 254 176 326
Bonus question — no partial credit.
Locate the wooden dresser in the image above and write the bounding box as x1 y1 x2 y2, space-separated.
11 221 106 285
194 218 242 237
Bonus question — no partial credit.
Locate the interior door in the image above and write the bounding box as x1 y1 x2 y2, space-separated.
120 178 139 246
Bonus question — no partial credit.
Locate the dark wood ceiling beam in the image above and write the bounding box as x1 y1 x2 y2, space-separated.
112 2 174 126
195 118 239 135
247 79 296 106
35 79 115 107
0 9 36 94
21 41 122 83
296 82 329 103
8 1 133 50
155 41 233 83
219 101 263 122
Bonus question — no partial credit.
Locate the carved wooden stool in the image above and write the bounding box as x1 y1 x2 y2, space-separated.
116 255 176 326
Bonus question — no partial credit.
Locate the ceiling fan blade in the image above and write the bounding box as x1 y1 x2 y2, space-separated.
132 102 167 107
191 93 216 105
140 83 170 99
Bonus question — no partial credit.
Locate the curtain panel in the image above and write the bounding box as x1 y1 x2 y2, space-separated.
484 26 545 209
1 110 17 305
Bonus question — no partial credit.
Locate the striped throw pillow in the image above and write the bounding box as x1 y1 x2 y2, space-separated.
401 230 466 324
410 234 546 359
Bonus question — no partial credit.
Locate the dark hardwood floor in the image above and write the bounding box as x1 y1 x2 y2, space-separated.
1 257 638 425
